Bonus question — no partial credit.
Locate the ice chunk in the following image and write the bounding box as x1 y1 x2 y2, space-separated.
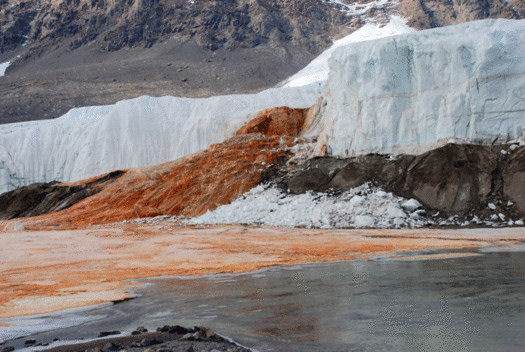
401 199 422 212
0 61 10 76
353 215 375 228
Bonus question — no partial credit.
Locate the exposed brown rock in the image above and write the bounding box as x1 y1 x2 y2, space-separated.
236 106 309 137
0 171 125 220
288 168 331 194
402 144 499 213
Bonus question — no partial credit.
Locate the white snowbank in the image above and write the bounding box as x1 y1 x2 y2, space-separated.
0 85 321 193
0 61 10 76
188 183 429 229
281 16 414 88
314 19 525 156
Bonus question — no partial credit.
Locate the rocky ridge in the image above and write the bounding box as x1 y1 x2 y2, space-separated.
1 0 523 124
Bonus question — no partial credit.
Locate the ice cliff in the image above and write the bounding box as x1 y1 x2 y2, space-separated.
0 16 413 194
0 87 320 193
312 19 525 156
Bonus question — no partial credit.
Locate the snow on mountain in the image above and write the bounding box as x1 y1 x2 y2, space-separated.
0 61 10 76
281 16 414 88
312 19 525 156
0 86 321 193
327 0 393 18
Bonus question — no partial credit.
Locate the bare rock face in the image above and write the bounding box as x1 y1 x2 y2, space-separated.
402 144 499 213
283 144 524 216
400 0 523 29
503 148 525 215
288 168 331 194
0 0 354 62
0 170 125 220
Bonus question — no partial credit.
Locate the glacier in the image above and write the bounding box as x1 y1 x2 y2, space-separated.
0 87 320 193
0 16 414 194
312 19 525 156
281 16 414 88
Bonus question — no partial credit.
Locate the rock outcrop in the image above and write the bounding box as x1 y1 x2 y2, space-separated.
283 144 525 216
310 19 525 157
503 147 525 215
0 171 124 220
400 0 524 29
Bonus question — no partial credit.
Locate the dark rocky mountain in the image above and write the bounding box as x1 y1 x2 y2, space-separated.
401 0 523 28
0 0 522 124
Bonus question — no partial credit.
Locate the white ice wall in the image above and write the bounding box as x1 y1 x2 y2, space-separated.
0 86 321 193
315 19 525 157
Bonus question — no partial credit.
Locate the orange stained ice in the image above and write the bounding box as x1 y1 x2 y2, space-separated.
1 223 523 319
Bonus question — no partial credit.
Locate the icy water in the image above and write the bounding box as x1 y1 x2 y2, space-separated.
5 249 525 351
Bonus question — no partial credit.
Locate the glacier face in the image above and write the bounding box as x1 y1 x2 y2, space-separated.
0 16 415 194
0 86 320 193
314 19 525 157
281 16 414 88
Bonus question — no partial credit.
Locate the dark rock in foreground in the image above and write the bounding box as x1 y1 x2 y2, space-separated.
33 325 249 352
280 143 525 217
0 170 125 220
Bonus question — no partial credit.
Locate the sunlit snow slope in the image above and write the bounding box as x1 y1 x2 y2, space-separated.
314 19 525 156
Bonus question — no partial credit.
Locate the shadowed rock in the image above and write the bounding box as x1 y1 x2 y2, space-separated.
285 144 525 216
0 170 125 220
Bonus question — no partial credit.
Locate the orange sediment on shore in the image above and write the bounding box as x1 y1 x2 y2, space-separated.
1 224 524 319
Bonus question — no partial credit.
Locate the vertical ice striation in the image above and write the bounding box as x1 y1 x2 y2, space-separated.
314 19 525 156
281 16 414 88
0 86 321 193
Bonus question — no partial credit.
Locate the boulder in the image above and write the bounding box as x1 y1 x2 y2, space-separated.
403 144 500 213
288 168 331 194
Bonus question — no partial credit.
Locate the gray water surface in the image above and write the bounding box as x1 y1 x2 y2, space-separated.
6 250 525 351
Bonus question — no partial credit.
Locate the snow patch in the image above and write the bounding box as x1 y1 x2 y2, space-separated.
327 0 393 17
0 61 10 76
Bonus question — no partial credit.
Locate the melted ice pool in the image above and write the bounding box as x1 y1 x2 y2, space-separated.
4 250 525 351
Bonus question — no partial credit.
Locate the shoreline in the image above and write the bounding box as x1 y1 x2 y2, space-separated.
1 224 524 322
5 325 253 352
